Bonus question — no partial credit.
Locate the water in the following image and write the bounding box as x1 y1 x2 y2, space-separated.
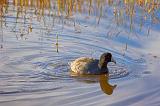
0 0 159 105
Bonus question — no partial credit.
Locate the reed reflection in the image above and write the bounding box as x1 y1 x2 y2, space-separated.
1 0 159 36
0 0 160 50
7 0 159 53
10 0 160 27
0 0 8 49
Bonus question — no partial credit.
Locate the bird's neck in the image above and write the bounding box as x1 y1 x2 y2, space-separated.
100 61 108 68
98 61 109 74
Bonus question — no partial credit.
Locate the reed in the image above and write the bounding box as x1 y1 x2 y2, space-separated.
10 0 160 21
0 0 159 35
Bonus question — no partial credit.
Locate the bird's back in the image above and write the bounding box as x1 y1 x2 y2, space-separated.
70 57 100 75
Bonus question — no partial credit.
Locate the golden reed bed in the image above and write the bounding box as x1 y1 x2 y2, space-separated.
0 0 159 17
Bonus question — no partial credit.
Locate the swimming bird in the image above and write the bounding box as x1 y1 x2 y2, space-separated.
70 52 116 75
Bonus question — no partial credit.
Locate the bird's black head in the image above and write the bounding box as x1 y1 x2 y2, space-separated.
99 52 116 68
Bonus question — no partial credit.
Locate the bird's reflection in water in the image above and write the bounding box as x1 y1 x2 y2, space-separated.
70 73 117 95
99 74 117 95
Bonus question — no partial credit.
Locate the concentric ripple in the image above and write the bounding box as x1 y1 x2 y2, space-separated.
0 0 147 97
108 63 129 79
34 58 129 82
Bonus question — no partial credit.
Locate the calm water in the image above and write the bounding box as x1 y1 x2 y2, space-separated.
0 0 160 103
